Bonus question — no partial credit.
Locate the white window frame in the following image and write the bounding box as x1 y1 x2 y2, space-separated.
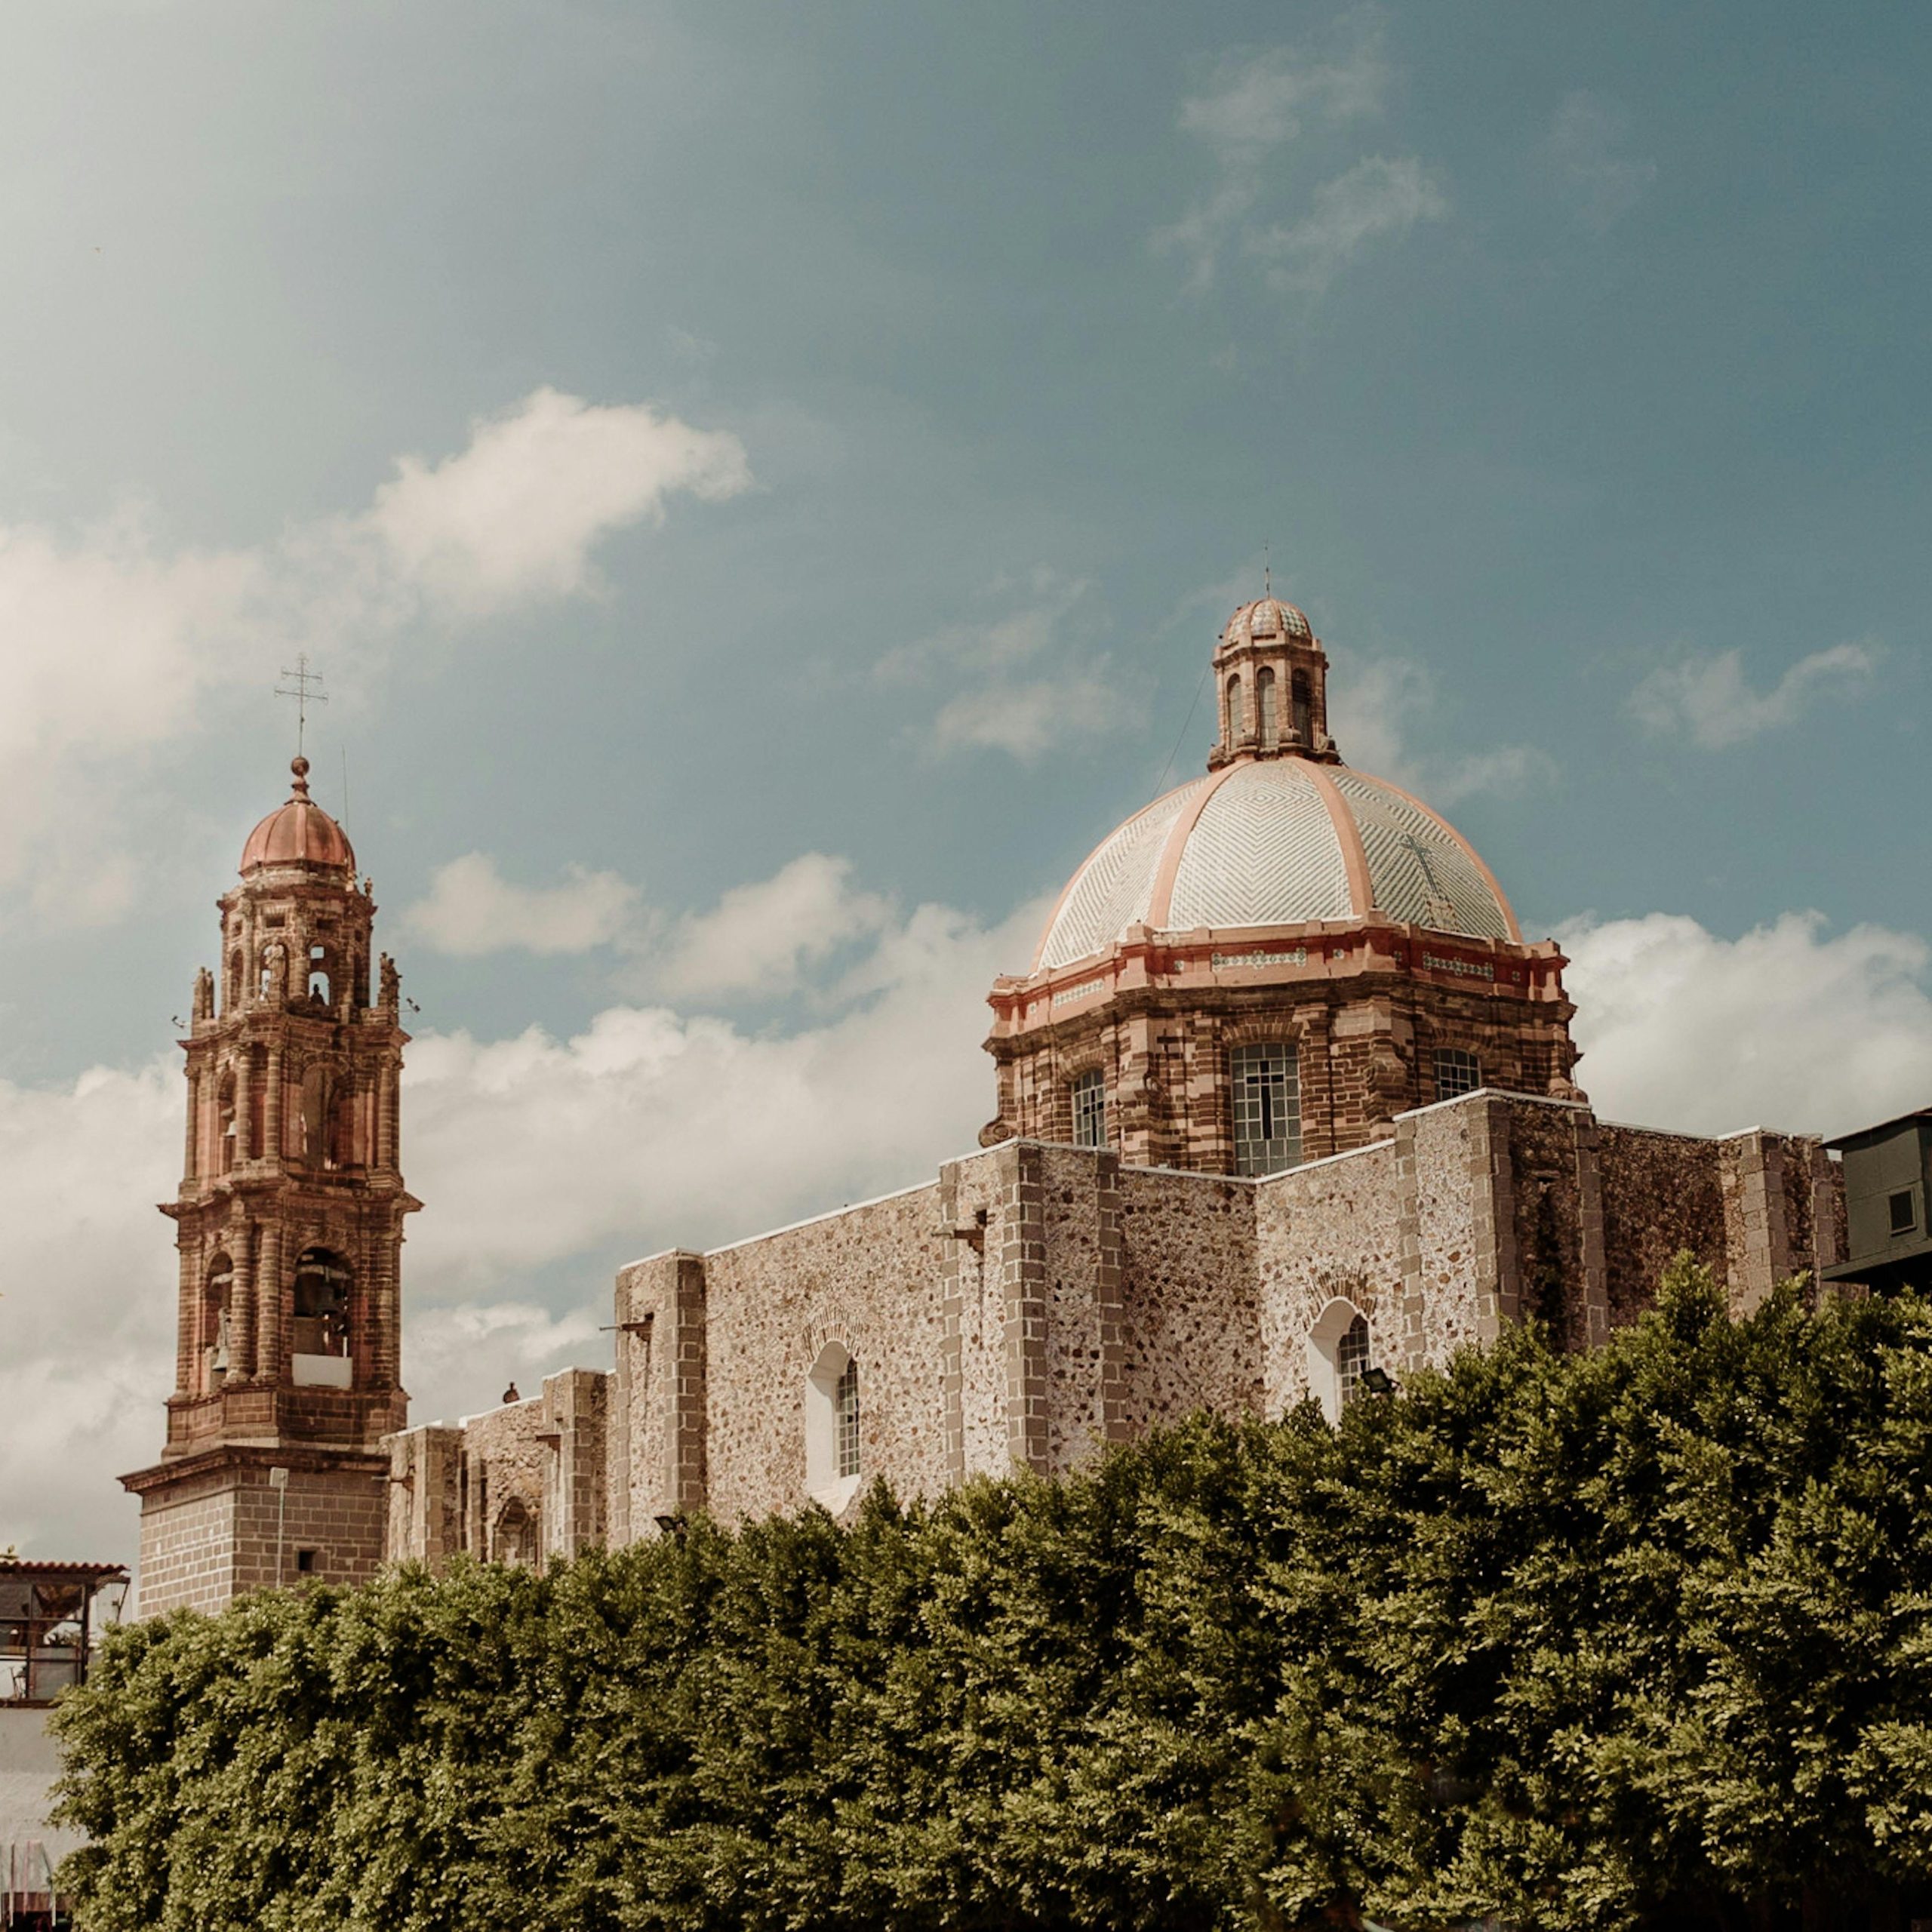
1070 1069 1107 1149
1231 1041 1300 1176
805 1341 863 1512
1306 1297 1378 1425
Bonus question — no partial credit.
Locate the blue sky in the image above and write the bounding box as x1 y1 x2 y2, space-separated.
3 1 1930 1559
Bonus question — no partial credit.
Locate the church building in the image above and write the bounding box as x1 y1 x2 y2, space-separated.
129 595 1848 1611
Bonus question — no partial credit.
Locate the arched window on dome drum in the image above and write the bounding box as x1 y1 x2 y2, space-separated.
1230 1041 1300 1176
291 1247 352 1359
1071 1069 1107 1149
1291 670 1312 743
1255 667 1277 746
1226 675 1244 745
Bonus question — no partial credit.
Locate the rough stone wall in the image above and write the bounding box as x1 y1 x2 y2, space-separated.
1115 1166 1260 1435
1596 1124 1727 1323
610 1250 709 1545
385 1425 463 1567
698 1183 950 1526
542 1368 609 1560
453 1398 549 1562
1252 1139 1406 1414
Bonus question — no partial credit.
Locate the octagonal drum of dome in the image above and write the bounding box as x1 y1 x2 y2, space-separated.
1032 759 1518 972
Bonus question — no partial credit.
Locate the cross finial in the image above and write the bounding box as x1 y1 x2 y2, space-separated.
275 654 328 758
1263 543 1271 597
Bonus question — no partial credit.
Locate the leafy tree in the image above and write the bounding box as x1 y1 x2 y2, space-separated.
54 1260 1932 1930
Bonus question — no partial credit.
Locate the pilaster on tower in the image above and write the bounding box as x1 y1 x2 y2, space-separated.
122 755 420 1616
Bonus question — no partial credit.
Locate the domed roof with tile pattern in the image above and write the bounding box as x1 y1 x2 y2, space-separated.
1032 757 1518 972
239 758 356 875
1224 595 1312 644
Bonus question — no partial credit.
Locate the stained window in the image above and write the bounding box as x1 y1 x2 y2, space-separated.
1232 1042 1300 1175
1256 667 1277 745
1435 1048 1483 1102
1071 1069 1107 1149
835 1357 860 1480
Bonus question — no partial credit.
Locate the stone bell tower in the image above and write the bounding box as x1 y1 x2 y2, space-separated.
122 756 418 1615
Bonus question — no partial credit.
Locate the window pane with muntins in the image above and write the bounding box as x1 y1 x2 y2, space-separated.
835 1356 860 1479
1435 1048 1482 1103
1232 1042 1300 1175
1072 1069 1107 1149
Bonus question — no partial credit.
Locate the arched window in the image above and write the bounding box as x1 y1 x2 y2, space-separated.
1226 675 1244 743
1070 1069 1107 1149
1435 1048 1483 1102
1256 666 1277 746
491 1497 539 1569
291 1247 352 1359
1230 1041 1300 1175
226 950 242 1011
204 1254 234 1389
1291 669 1312 743
216 1070 238 1173
308 944 331 1006
805 1342 863 1506
1307 1299 1378 1424
258 943 285 1002
300 1066 331 1168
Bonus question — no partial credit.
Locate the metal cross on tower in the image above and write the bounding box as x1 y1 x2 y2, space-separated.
275 654 328 757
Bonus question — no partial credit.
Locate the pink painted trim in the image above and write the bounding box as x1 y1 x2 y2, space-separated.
1349 767 1524 943
1143 760 1243 931
1298 761 1374 920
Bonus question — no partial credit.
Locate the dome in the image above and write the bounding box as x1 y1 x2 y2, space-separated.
1224 595 1312 645
239 758 355 875
1032 758 1518 973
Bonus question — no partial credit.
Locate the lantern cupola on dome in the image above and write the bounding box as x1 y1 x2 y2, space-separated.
1211 593 1337 769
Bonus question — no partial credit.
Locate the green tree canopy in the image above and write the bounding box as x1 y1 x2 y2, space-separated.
54 1260 1932 1931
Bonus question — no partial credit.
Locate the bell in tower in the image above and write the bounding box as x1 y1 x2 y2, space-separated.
121 756 420 1614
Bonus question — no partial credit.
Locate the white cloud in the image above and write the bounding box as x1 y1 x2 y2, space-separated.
0 1058 180 1561
0 389 752 920
1564 909 1932 1138
406 1301 605 1426
1246 154 1448 294
1157 12 1441 296
361 386 752 616
878 570 1146 762
1631 641 1877 749
651 853 893 1001
405 852 643 957
1547 91 1657 232
1176 26 1388 154
1328 654 1555 804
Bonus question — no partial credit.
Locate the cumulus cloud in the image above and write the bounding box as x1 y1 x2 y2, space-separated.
360 387 752 616
1245 154 1448 294
1546 91 1657 232
1328 654 1555 804
405 852 643 957
651 853 894 1002
1631 641 1877 749
878 570 1146 761
0 389 751 919
1157 11 1441 297
0 1059 180 1561
1564 909 1932 1138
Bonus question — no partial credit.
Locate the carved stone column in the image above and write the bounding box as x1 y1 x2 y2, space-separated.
263 1044 285 1165
255 1222 284 1388
231 1221 259 1382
